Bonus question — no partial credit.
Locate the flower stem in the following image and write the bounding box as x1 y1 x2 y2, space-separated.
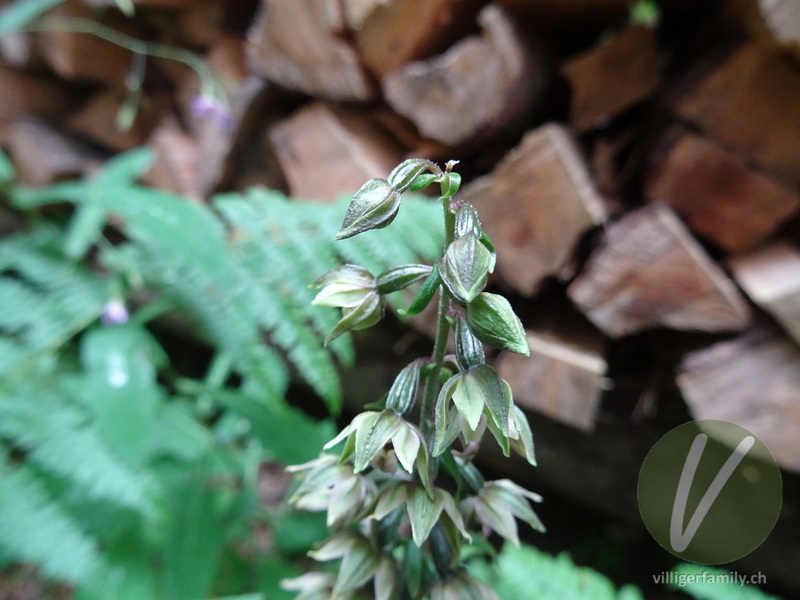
420 196 456 438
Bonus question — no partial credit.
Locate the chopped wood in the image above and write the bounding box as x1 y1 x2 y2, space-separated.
0 64 79 122
759 0 800 45
66 90 157 151
461 122 607 296
678 324 800 473
729 241 800 345
6 118 105 187
498 327 607 432
246 0 375 101
36 2 134 87
0 32 44 70
645 131 800 254
567 204 752 337
268 102 405 202
190 76 286 196
383 5 544 147
354 0 483 78
561 25 662 132
671 43 800 184
142 118 201 200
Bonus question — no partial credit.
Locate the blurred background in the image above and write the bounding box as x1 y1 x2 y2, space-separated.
0 0 798 598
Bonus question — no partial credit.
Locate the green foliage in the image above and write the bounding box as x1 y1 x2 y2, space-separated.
12 149 443 412
672 563 783 600
470 543 644 600
0 0 65 36
0 148 442 595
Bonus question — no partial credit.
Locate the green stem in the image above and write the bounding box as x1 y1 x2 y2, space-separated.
419 196 456 438
24 17 217 96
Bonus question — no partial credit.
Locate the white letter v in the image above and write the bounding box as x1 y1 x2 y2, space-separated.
670 433 755 552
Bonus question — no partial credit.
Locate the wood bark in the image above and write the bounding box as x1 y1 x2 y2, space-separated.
6 119 105 186
568 204 752 337
268 102 405 202
671 43 800 184
562 25 662 132
498 328 607 432
246 0 375 101
678 323 800 473
462 122 607 296
645 131 800 254
66 90 158 151
354 0 483 78
383 5 544 147
730 241 800 345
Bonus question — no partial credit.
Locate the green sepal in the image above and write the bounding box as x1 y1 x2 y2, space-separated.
454 203 482 239
398 263 441 316
439 172 461 199
465 292 529 355
455 317 485 371
387 159 438 192
354 409 402 472
441 233 491 305
467 365 511 438
375 264 432 295
408 173 438 192
335 178 401 240
407 486 444 547
385 361 421 416
324 292 383 346
433 374 461 456
480 232 496 273
509 405 536 466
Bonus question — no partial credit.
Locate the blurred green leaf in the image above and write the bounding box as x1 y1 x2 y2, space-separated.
0 0 64 36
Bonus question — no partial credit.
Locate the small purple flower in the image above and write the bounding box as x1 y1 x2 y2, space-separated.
101 300 129 326
190 94 231 130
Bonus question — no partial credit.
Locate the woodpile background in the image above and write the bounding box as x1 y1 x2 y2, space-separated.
2 0 800 595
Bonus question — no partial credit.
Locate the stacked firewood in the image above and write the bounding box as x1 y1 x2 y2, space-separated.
2 0 800 588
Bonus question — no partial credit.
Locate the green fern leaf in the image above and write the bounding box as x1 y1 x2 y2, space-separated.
0 459 99 583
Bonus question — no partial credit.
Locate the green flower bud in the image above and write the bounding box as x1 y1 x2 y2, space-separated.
323 291 383 346
385 361 421 416
438 171 461 199
335 178 401 240
375 264 432 294
387 158 438 192
311 264 375 307
441 233 491 305
454 202 482 239
466 292 529 355
455 317 485 371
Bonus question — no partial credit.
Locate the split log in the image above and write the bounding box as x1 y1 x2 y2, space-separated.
758 0 800 45
382 5 544 147
6 119 106 187
729 241 800 345
246 0 375 101
0 32 44 70
268 102 405 202
567 204 752 337
36 2 133 87
0 65 80 123
143 118 201 200
671 43 800 184
561 25 662 132
66 90 158 151
677 323 800 473
354 0 483 78
190 77 287 196
645 131 800 254
461 122 607 296
497 326 607 432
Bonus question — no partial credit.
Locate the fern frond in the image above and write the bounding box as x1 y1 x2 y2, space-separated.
0 378 152 512
0 459 99 584
0 229 106 377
